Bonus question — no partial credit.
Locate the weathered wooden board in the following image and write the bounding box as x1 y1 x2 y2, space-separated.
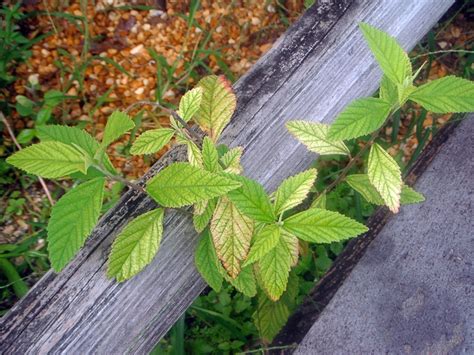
294 116 474 354
0 0 454 353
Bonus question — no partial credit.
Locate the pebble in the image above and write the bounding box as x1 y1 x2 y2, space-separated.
130 44 144 55
106 78 114 86
134 87 145 95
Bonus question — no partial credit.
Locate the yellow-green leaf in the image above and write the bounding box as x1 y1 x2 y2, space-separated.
274 169 317 215
210 197 254 278
226 265 257 297
368 143 402 213
400 185 425 204
178 87 203 122
220 147 243 174
193 199 217 233
107 208 164 282
243 224 280 267
195 229 224 292
102 111 135 146
202 136 220 172
130 128 174 155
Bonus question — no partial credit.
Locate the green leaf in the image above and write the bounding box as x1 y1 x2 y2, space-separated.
253 293 290 342
130 128 174 155
346 174 385 205
210 197 254 278
368 143 402 213
258 235 293 301
196 75 237 141
359 22 412 85
283 208 368 243
107 208 164 282
310 193 326 209
202 136 220 172
102 110 135 146
400 185 425 204
226 265 257 297
48 177 105 271
193 198 217 233
286 121 349 156
274 169 317 215
37 125 98 158
328 97 391 141
186 140 203 167
195 229 224 292
281 231 299 267
243 224 280 266
379 75 398 107
409 76 474 113
15 95 34 116
147 163 241 208
6 141 87 178
178 87 203 122
220 147 243 174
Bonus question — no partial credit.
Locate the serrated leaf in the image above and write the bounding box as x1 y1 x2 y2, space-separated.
226 174 276 223
194 200 208 216
193 199 217 233
379 75 398 107
130 128 174 155
409 76 474 113
283 208 368 243
195 229 224 292
107 208 164 282
281 231 299 267
286 121 349 156
226 265 257 297
102 111 135 146
346 174 385 205
211 197 254 278
400 185 425 204
274 169 317 215
360 22 412 85
220 147 243 174
328 97 391 141
37 125 98 157
253 293 290 342
347 174 425 206
187 140 203 167
48 177 105 271
202 136 220 172
258 235 293 301
147 162 241 208
368 143 402 213
7 141 87 178
310 193 326 209
243 224 280 267
196 75 237 141
178 87 203 122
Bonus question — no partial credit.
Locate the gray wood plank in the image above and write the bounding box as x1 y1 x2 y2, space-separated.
295 116 474 354
0 0 454 353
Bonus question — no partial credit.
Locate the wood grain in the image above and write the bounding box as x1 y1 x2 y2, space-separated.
0 0 454 353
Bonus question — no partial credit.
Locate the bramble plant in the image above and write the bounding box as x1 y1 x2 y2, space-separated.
6 23 474 340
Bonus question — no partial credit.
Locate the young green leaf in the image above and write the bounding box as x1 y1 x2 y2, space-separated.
359 22 412 85
48 177 105 271
195 229 224 292
310 192 326 209
220 147 243 174
178 87 203 122
146 162 241 208
286 121 349 156
253 292 290 342
283 208 368 243
210 197 254 278
226 174 276 223
281 231 299 267
346 174 385 205
379 75 399 107
258 235 293 301
400 185 425 204
37 125 98 158
273 169 317 215
107 208 164 282
193 199 217 233
409 76 474 113
327 97 391 141
243 224 280 267
102 111 135 146
202 136 220 172
226 265 257 297
7 141 87 178
187 140 203 167
196 75 237 141
368 143 402 213
130 128 174 155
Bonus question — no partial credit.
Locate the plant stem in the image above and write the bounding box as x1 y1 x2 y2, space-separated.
1 112 55 206
125 100 203 147
93 164 146 194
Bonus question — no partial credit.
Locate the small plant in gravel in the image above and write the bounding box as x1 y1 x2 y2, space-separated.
6 23 474 341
